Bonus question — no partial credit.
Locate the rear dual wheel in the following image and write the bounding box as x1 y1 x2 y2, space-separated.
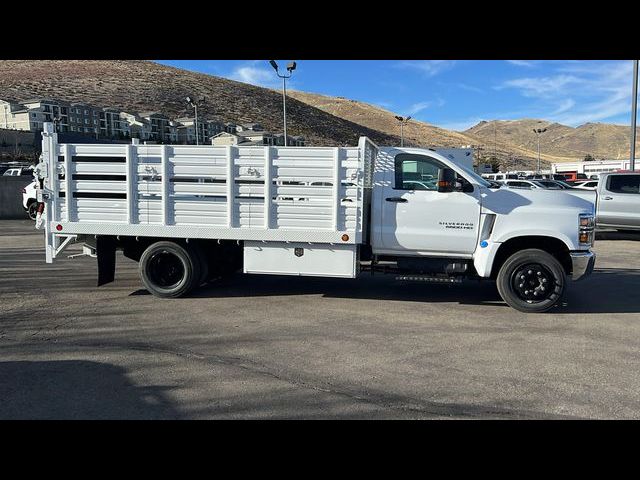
139 241 204 298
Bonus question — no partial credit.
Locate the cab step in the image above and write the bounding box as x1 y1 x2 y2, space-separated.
395 275 464 284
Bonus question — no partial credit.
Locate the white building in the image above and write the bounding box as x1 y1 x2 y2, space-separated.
552 159 638 177
1 98 71 132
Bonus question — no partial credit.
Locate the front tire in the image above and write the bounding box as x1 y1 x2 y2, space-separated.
496 249 566 313
27 202 38 220
139 241 201 298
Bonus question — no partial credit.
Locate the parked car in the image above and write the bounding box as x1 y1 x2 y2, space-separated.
559 172 640 231
3 166 33 176
533 180 568 190
562 172 589 183
525 174 567 181
482 173 519 181
573 180 599 191
596 172 640 231
22 180 38 220
499 179 546 190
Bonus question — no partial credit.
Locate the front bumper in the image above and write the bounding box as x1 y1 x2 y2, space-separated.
570 251 595 281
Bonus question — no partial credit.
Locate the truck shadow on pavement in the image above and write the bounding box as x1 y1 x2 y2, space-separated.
596 230 640 241
0 360 180 420
176 274 507 307
175 267 640 314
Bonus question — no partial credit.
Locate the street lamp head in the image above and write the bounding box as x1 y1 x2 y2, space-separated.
542 128 547 133
186 96 192 104
269 60 279 72
406 116 412 122
287 61 297 73
395 116 403 122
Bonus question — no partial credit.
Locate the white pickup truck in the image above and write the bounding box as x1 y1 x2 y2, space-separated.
546 172 640 231
35 123 596 313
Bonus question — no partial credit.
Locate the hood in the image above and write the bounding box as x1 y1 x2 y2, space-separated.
480 186 595 216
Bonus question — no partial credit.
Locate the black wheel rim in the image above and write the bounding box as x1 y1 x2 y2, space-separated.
28 203 38 220
147 251 185 289
510 263 557 303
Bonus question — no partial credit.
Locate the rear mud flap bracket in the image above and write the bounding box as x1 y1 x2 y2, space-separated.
96 236 117 286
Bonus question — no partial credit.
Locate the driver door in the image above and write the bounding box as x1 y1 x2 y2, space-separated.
379 153 481 255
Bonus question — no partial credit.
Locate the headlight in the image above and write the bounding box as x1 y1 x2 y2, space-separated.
579 213 595 247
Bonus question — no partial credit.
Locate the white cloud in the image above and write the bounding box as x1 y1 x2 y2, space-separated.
498 74 581 98
227 60 300 89
496 61 635 126
398 60 456 77
407 98 445 115
456 83 484 93
230 63 279 88
550 98 576 116
507 60 535 67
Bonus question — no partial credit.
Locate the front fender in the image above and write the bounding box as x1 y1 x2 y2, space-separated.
473 231 575 278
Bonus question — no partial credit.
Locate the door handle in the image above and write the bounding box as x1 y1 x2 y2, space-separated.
602 196 613 200
385 197 408 203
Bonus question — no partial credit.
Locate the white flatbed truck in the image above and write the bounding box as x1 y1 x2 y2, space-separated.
35 123 595 313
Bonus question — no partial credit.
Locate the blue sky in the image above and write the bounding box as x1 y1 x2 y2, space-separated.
156 60 636 131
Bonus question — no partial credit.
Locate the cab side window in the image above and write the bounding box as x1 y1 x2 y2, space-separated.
608 175 640 194
394 154 445 191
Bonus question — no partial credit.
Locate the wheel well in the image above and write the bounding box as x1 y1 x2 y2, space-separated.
490 236 572 278
26 198 37 207
110 236 243 265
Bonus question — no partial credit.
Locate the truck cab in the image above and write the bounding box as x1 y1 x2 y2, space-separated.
368 147 596 312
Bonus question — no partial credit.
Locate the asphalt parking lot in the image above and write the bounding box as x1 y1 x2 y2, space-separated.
1 219 639 419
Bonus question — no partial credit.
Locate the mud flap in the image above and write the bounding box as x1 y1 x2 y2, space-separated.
96 236 117 286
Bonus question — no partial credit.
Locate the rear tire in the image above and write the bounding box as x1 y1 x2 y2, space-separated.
139 241 200 298
496 248 566 313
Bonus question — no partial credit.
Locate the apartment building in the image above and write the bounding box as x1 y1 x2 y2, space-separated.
139 112 179 143
211 131 305 147
0 100 32 130
66 103 101 135
100 108 131 138
121 113 152 141
1 98 70 132
0 98 304 147
235 123 263 133
175 117 223 144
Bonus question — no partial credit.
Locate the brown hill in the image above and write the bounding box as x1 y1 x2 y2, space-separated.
465 119 640 162
288 90 476 148
0 60 399 148
287 90 556 168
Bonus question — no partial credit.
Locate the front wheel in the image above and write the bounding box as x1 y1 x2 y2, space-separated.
27 202 38 220
496 249 566 313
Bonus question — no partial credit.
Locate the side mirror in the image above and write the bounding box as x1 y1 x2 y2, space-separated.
437 168 456 193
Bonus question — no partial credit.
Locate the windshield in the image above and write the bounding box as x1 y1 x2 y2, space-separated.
455 162 491 187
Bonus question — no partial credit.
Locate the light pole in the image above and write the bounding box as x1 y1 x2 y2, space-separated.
394 116 411 147
186 96 204 145
533 127 547 174
631 60 638 171
269 60 296 146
